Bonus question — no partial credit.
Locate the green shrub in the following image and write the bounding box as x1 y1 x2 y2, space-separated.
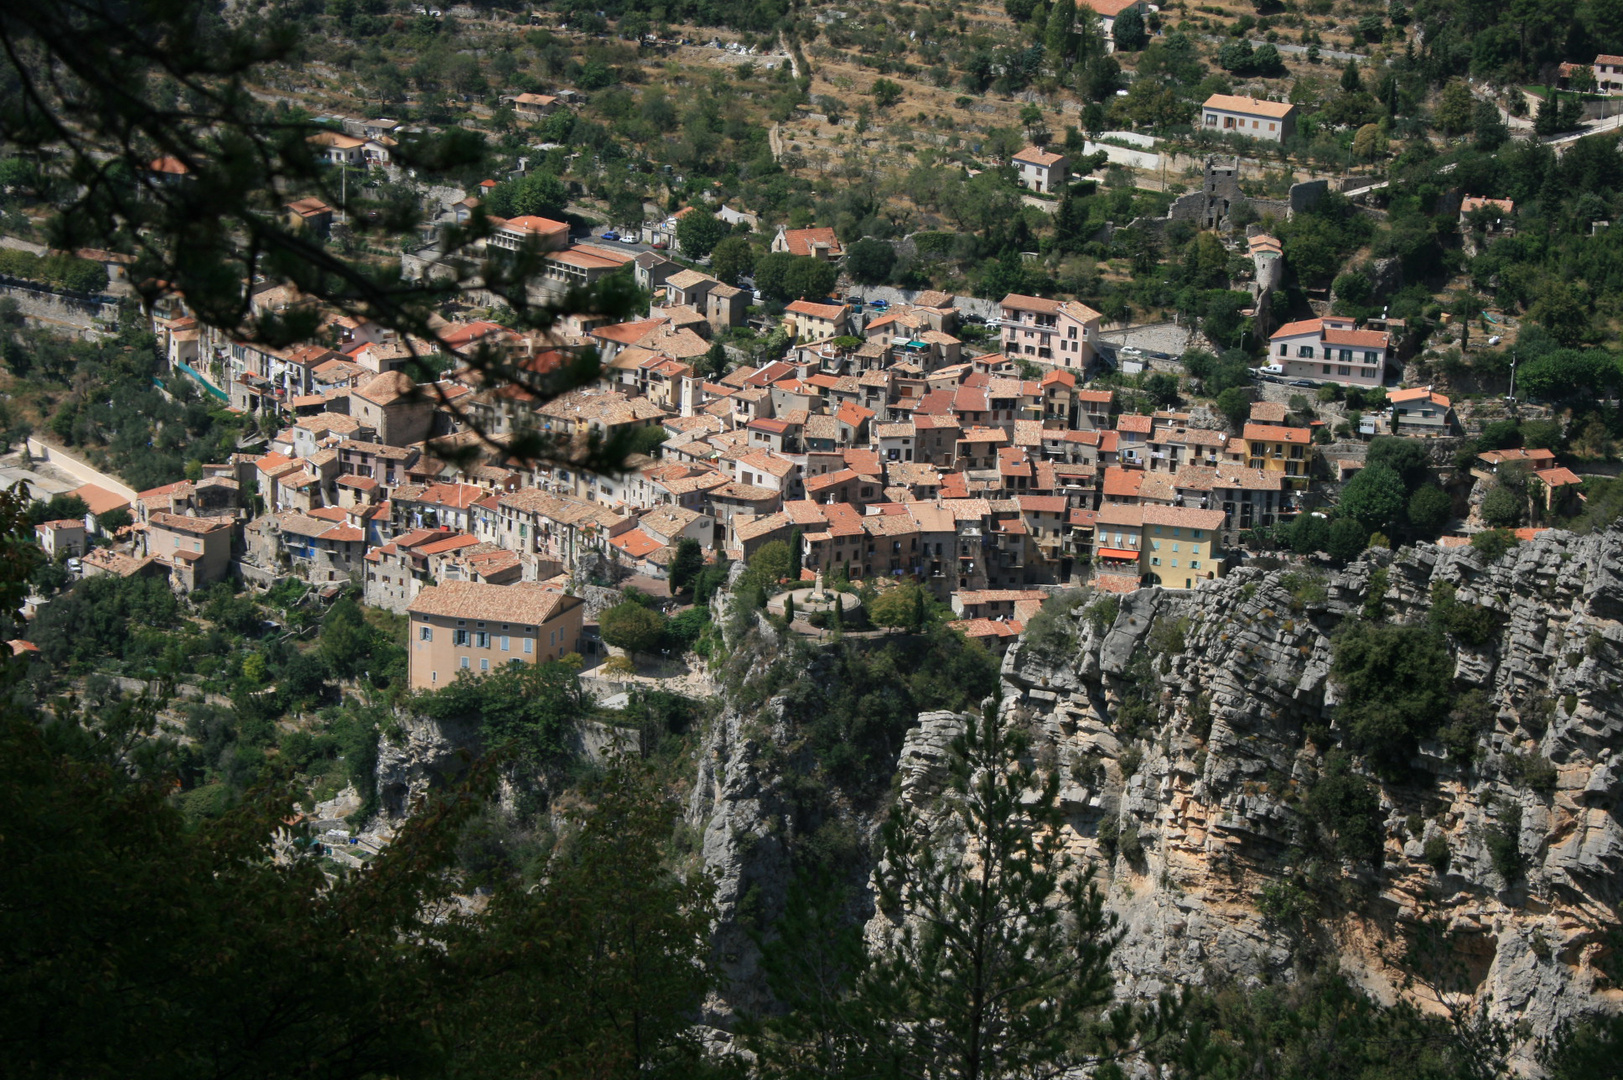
1470 527 1520 562
1304 752 1385 865
1257 880 1317 924
1147 615 1189 655
1505 752 1559 795
1331 621 1455 773
1023 588 1086 660
1484 804 1524 884
1429 582 1504 647
1437 689 1495 764
1084 594 1121 633
1422 833 1451 873
1279 570 1328 610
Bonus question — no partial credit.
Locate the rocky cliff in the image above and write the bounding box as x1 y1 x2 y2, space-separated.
690 525 1623 1046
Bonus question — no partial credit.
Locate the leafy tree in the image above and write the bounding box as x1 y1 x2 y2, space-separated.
447 755 715 1078
419 660 584 772
845 238 896 284
1481 483 1525 527
32 574 179 668
675 211 729 261
1435 80 1476 136
1143 372 1181 407
1470 527 1520 561
1365 436 1431 490
1215 386 1254 429
599 599 670 657
868 583 931 633
484 171 568 220
29 493 89 525
858 706 1121 1078
668 538 704 595
1325 516 1372 562
870 78 904 109
1112 4 1147 50
1339 463 1407 531
1407 484 1453 534
710 235 756 284
753 252 838 302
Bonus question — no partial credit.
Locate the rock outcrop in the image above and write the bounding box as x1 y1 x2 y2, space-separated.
992 524 1623 1044
688 524 1623 1049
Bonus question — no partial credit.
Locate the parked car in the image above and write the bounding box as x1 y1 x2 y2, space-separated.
601 231 620 241
1290 379 1317 388
846 294 863 305
868 298 889 309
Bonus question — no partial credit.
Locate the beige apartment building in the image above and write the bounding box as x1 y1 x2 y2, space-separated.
407 581 585 691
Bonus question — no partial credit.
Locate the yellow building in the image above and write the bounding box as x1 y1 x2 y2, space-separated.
1141 505 1225 589
1240 422 1315 489
407 581 584 691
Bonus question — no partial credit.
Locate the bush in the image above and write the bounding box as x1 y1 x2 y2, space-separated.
1484 804 1524 883
1024 589 1086 659
1429 582 1504 647
1257 880 1317 924
599 600 668 656
1505 752 1558 795
1422 833 1451 874
1481 484 1525 528
1470 527 1520 562
1305 752 1385 865
1331 621 1455 773
601 655 636 675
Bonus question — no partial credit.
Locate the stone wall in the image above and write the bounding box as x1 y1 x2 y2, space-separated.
0 281 120 335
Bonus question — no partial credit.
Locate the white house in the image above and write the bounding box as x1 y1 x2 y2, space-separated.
1011 146 1068 194
1200 94 1297 143
1593 54 1623 93
1267 316 1389 388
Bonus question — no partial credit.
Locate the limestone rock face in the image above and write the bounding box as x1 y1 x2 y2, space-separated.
374 712 481 819
986 523 1623 1046
685 524 1623 1049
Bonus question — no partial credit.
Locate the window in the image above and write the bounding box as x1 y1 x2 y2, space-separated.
431 670 437 683
473 631 490 648
1338 366 1351 376
460 657 469 669
1151 556 1161 566
1193 530 1203 539
501 635 510 651
1364 351 1379 362
1298 346 1314 358
1278 344 1287 356
524 637 533 654
1322 365 1331 375
1190 560 1201 569
454 629 469 646
480 658 489 672
420 626 433 642
1339 349 1353 362
1171 558 1179 567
